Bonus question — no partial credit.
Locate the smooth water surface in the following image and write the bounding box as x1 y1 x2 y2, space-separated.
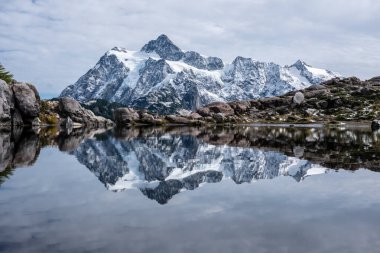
0 125 380 253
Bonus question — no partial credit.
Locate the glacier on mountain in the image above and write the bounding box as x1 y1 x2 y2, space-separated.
61 34 340 114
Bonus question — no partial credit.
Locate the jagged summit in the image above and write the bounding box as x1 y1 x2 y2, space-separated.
60 36 341 114
141 34 183 61
291 59 309 69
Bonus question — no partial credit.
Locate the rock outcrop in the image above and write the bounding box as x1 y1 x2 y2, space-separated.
0 79 114 129
0 80 40 127
58 97 113 128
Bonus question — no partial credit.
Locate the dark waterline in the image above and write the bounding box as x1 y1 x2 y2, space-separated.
0 125 380 253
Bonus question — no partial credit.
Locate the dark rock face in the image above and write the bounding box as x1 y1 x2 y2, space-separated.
183 51 224 70
141 34 184 61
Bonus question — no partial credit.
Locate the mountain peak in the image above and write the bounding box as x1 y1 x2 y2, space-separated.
291 59 311 70
141 34 184 61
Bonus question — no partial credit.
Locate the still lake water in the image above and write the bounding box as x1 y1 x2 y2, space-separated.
1 125 380 253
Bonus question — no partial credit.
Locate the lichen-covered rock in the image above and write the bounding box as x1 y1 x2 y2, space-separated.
12 82 40 119
0 79 14 124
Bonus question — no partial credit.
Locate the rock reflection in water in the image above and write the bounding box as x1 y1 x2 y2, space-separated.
1 125 380 204
0 127 109 185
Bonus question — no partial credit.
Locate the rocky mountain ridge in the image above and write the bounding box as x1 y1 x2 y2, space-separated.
112 76 380 126
61 34 339 114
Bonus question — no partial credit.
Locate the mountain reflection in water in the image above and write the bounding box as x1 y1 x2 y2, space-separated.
1 125 379 204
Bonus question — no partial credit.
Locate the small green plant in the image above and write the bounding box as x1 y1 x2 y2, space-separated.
39 113 58 125
0 63 13 84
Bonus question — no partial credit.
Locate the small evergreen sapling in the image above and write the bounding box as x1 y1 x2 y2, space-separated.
0 63 14 84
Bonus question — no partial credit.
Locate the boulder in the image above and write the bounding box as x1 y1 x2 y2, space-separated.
196 107 211 117
113 107 140 125
188 112 203 120
206 102 234 116
229 101 250 114
293 92 305 105
12 82 40 119
0 79 14 124
59 97 111 127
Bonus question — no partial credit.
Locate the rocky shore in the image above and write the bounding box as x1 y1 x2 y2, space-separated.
0 79 113 129
112 76 380 126
3 75 380 130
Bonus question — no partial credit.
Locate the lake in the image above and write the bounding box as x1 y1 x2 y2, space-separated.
1 125 380 253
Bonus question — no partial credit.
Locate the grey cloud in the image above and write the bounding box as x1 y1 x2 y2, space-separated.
0 0 379 96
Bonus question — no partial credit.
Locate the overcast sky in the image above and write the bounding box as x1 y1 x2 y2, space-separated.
0 0 379 97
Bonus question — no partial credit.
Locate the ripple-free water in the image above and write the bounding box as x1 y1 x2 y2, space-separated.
1 126 379 253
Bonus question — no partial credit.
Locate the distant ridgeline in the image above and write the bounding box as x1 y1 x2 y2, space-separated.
60 34 340 114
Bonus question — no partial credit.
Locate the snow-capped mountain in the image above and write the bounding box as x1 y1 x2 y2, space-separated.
70 131 326 204
61 34 340 114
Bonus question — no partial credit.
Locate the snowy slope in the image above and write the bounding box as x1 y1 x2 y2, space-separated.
61 34 340 114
